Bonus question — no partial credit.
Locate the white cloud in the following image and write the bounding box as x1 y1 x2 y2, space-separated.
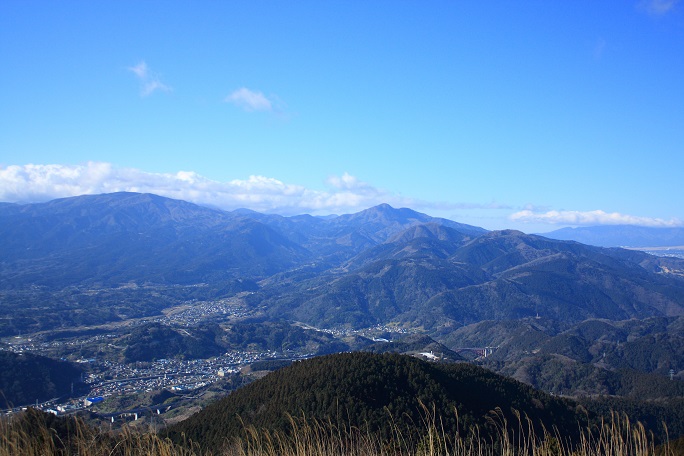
638 0 680 15
225 88 273 112
128 61 172 96
0 163 517 219
128 61 148 79
0 163 382 215
141 80 172 97
326 172 381 195
14 164 678 230
510 209 682 228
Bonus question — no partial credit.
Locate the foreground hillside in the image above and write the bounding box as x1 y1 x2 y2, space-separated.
3 353 682 455
165 352 586 453
2 192 683 422
3 406 679 456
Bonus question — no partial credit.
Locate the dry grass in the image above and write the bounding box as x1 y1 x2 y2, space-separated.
223 405 674 456
0 408 197 456
0 406 675 456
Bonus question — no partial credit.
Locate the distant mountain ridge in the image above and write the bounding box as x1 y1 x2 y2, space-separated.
0 192 486 289
541 225 684 247
0 192 309 287
260 228 684 331
2 192 684 338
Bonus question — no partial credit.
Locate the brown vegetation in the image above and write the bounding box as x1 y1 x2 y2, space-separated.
1 406 676 456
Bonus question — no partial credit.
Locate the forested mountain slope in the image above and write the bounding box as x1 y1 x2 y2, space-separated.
165 352 585 453
2 192 684 338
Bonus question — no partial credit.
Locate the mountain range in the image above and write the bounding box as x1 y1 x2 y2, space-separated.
3 192 684 447
0 193 484 289
2 192 684 338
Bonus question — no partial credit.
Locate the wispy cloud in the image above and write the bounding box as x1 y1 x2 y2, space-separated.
326 172 381 195
510 209 682 227
128 61 148 79
128 61 172 96
225 88 274 112
593 38 607 61
638 0 680 15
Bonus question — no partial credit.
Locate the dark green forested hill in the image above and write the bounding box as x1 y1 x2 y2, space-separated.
0 351 83 408
165 352 585 454
440 316 684 399
122 323 226 362
224 319 372 354
121 319 369 363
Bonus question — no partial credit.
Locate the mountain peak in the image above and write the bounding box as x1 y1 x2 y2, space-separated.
361 203 415 215
343 204 426 224
372 203 396 212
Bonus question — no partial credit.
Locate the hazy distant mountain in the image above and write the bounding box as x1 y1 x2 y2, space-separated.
0 192 310 288
331 203 486 239
240 203 487 264
0 193 486 290
541 225 684 247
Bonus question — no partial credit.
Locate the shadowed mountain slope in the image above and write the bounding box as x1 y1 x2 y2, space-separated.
0 351 83 408
0 192 310 288
260 229 684 330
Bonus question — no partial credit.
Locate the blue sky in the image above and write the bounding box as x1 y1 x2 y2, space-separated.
1 1 683 232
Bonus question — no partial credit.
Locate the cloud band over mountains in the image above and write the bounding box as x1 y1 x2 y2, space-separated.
0 162 455 216
510 209 682 228
1 163 678 228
